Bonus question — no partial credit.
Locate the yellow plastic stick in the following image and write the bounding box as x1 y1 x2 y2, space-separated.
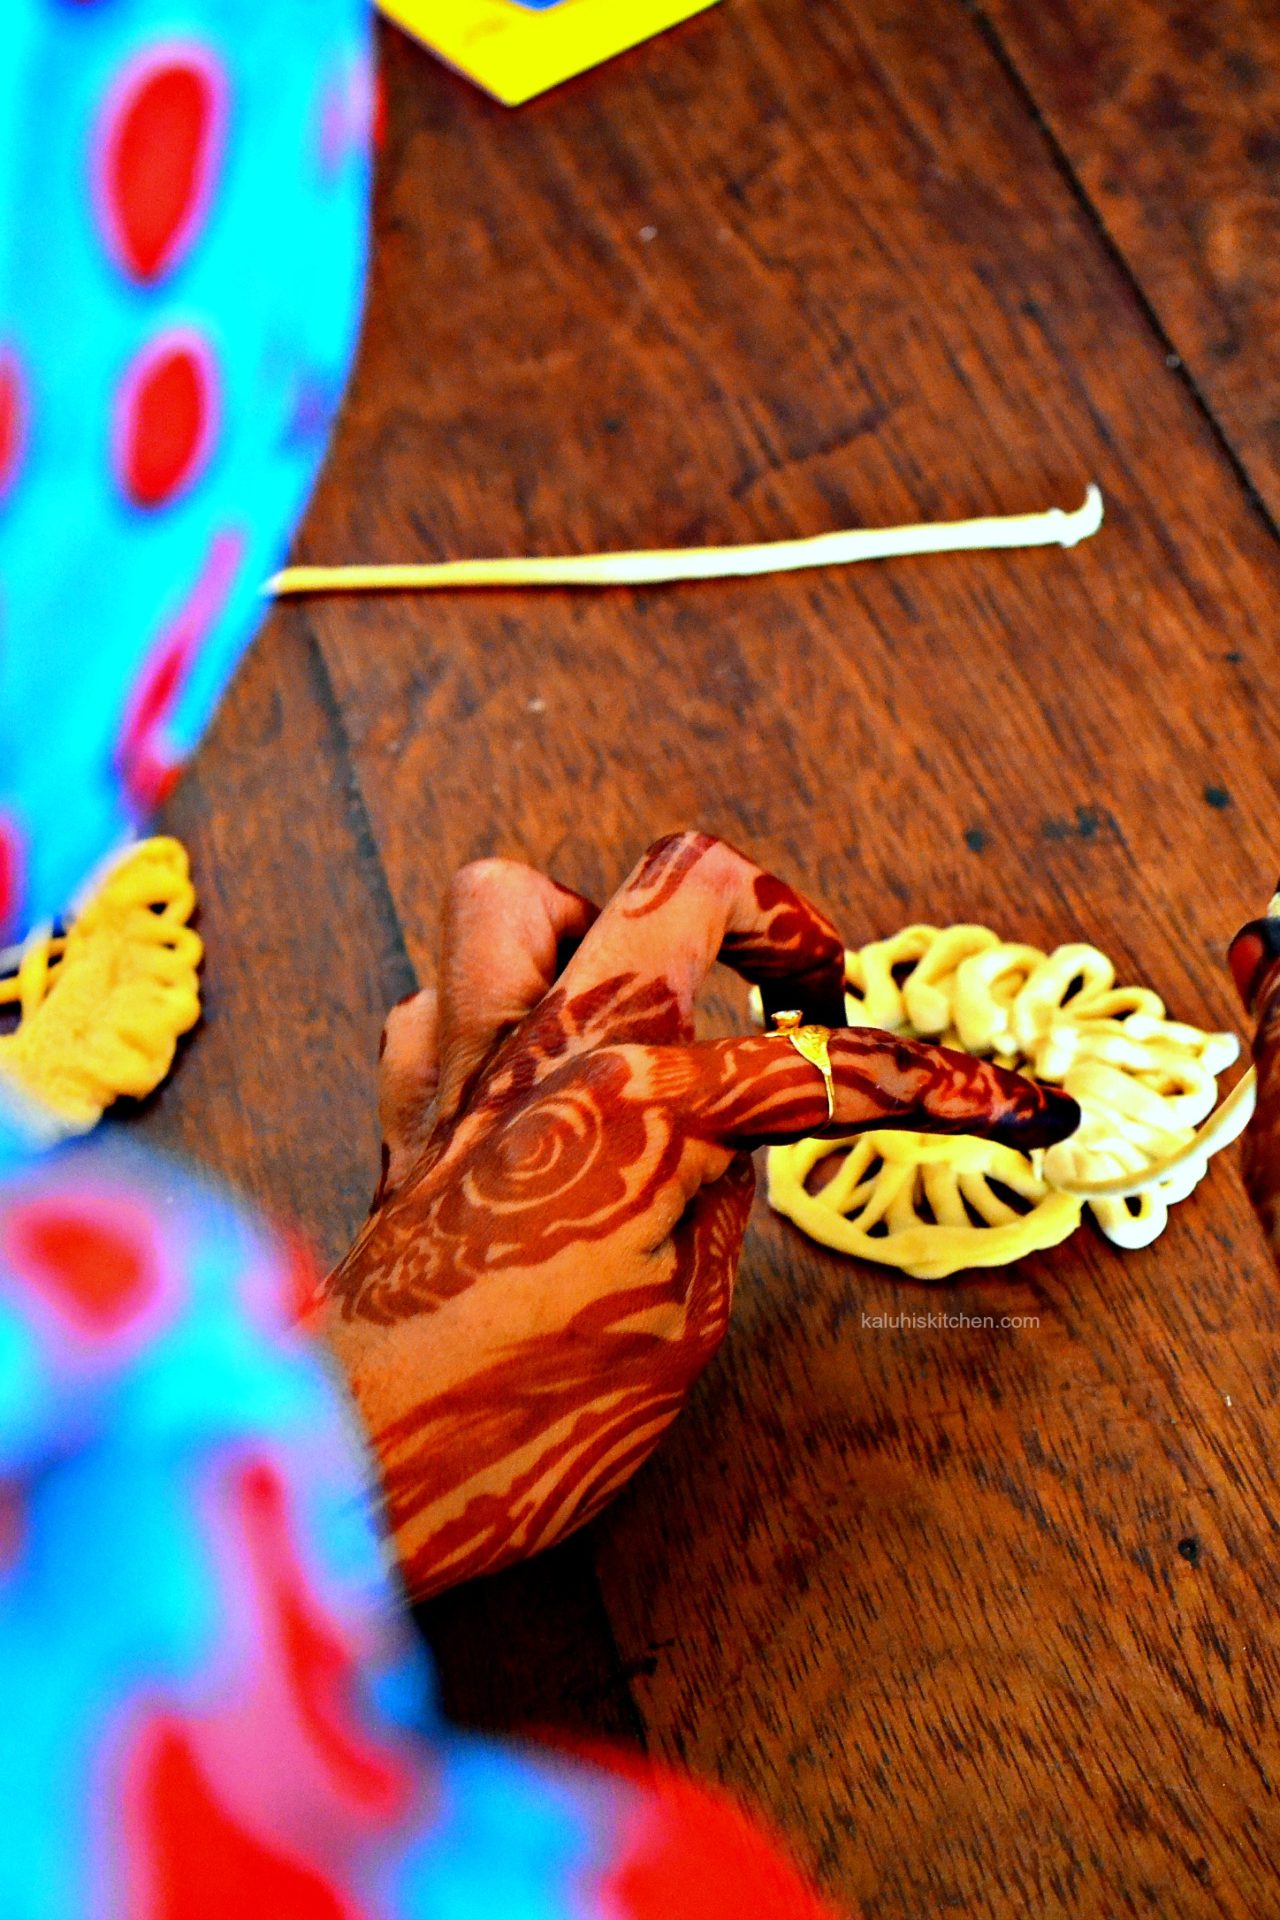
269 486 1103 597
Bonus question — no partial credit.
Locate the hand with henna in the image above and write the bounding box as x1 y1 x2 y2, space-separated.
1229 892 1280 1255
310 832 1080 1602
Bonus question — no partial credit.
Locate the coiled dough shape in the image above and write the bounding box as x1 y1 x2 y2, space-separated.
765 924 1242 1280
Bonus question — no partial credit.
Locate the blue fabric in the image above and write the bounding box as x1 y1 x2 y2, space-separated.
0 0 371 941
0 1120 635 1916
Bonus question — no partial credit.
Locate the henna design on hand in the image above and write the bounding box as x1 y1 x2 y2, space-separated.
313 833 1077 1601
619 831 715 918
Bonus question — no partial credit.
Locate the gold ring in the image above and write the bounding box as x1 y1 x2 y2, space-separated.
772 1010 836 1123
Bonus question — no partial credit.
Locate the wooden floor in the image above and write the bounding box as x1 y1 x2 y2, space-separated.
136 4 1280 1915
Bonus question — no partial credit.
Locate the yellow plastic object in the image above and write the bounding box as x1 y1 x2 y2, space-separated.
765 924 1243 1278
378 0 719 108
0 838 202 1135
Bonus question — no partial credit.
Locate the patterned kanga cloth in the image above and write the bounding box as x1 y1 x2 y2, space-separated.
0 0 371 943
0 1104 834 1918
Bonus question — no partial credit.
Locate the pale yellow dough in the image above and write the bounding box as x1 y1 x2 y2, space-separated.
763 924 1246 1278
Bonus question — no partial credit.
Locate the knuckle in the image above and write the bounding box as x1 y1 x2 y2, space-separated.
675 828 723 866
658 828 713 856
379 986 437 1067
450 855 526 901
696 837 744 889
567 1042 652 1100
646 829 737 889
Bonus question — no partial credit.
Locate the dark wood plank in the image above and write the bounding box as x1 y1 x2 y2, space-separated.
293 5 1280 1914
980 0 1280 527
121 609 410 1269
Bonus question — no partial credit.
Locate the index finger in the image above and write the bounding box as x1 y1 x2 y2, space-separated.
645 1029 1080 1155
552 831 847 1049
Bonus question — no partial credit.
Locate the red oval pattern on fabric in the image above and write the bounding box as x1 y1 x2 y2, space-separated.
100 54 223 283
0 350 27 501
237 1460 413 1822
0 818 20 936
133 1719 358 1920
3 1201 157 1336
116 336 216 509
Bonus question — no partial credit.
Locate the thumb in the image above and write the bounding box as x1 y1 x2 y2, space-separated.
378 987 440 1185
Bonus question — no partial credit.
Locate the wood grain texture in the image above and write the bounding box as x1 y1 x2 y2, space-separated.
138 2 1280 1913
126 611 413 1269
130 571 649 1745
981 0 1280 526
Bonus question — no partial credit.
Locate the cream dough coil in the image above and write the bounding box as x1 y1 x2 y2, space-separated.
763 924 1249 1279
